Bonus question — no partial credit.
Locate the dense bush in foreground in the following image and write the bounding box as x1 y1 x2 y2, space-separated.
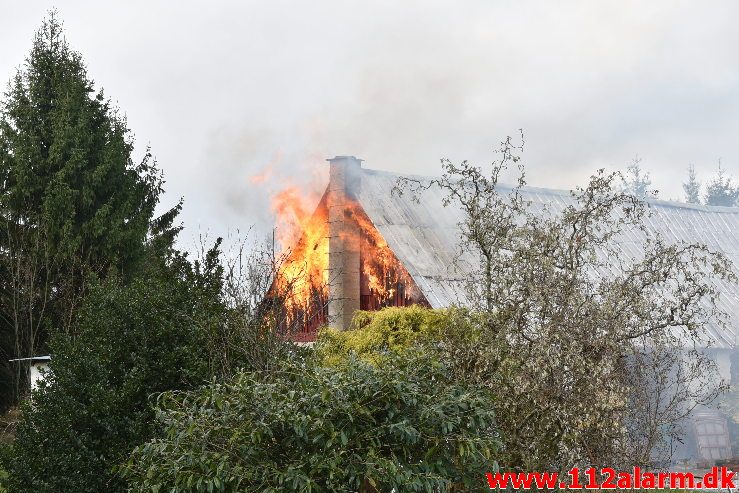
6 262 224 493
122 352 499 493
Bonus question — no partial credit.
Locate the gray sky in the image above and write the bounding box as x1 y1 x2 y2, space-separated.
2 1 739 248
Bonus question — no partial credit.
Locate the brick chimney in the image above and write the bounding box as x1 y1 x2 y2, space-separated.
326 155 362 330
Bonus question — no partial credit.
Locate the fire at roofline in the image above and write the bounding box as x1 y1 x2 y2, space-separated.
272 155 428 341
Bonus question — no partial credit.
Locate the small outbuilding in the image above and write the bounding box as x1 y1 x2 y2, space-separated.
9 356 51 392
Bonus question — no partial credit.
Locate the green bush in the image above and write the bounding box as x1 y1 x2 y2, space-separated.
7 268 223 493
316 305 450 364
122 351 500 492
0 446 9 493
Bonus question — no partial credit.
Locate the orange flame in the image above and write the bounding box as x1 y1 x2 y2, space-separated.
350 202 422 306
270 187 329 326
271 187 426 333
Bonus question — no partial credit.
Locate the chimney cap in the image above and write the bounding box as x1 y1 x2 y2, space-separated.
326 155 364 164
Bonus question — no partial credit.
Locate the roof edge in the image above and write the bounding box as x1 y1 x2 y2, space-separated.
360 167 739 214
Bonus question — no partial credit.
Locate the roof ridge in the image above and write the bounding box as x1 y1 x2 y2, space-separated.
361 166 739 214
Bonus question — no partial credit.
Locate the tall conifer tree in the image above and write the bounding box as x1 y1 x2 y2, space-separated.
0 12 166 405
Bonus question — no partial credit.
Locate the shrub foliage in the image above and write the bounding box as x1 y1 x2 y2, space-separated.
316 305 448 364
122 352 499 493
7 262 223 493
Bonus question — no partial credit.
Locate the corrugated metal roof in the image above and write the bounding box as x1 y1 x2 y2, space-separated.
357 167 739 348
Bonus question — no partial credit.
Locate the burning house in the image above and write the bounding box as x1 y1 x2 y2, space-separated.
273 156 432 341
280 155 739 343
276 155 739 463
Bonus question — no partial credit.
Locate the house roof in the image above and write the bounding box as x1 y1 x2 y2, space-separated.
357 167 739 349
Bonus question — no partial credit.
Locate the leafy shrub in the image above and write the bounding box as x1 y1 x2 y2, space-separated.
316 305 450 364
122 351 500 492
7 269 223 493
0 443 9 493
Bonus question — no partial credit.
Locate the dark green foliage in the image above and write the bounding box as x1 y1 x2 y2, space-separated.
6 249 226 493
122 352 500 493
0 12 160 269
0 12 164 407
